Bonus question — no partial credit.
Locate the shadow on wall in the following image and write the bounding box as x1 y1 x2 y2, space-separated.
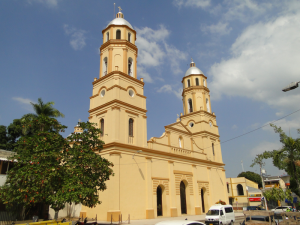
49 203 82 219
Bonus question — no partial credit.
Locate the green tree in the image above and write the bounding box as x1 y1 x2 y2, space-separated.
237 171 262 188
263 187 293 203
29 98 65 118
265 124 300 195
0 117 113 219
0 119 23 151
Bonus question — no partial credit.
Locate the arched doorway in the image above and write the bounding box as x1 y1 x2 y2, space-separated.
201 188 205 213
180 181 187 214
157 186 163 216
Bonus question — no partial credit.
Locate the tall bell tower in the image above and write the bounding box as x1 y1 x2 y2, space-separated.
88 9 147 147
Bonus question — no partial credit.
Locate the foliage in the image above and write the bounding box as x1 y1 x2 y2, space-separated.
237 171 262 188
30 98 65 118
63 122 113 208
0 117 113 219
0 119 23 151
215 200 226 205
259 124 300 195
263 187 293 202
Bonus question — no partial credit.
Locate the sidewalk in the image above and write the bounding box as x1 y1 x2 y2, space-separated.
95 212 245 225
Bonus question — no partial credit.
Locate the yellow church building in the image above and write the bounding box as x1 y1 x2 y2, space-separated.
81 9 229 221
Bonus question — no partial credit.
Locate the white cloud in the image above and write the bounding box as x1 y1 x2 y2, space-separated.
201 22 232 35
262 118 300 134
173 0 211 9
27 0 59 7
209 13 300 113
63 24 87 51
135 25 187 82
137 66 153 83
249 141 282 157
12 97 35 112
157 85 182 99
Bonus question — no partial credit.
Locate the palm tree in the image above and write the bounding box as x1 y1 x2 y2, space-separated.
30 98 65 118
21 98 64 134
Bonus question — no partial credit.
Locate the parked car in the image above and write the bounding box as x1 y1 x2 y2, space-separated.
205 204 235 225
271 206 292 212
155 221 205 225
240 215 276 225
246 206 263 211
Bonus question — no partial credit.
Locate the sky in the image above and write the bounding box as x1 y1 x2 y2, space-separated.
1 0 300 178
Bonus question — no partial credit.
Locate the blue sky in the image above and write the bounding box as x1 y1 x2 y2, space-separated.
1 0 300 178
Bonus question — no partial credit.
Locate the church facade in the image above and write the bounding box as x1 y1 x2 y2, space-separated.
81 10 228 221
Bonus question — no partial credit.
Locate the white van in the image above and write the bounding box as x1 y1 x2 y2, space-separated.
205 204 235 225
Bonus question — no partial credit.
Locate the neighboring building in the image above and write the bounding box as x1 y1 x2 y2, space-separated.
264 175 299 208
82 9 228 221
0 149 15 187
226 177 262 209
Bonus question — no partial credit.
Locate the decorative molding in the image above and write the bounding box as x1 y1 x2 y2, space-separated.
142 115 147 118
180 110 216 119
92 71 144 86
198 181 210 196
96 110 107 116
101 142 225 166
107 84 126 92
207 167 211 169
173 170 193 175
109 151 121 155
152 177 169 180
88 116 93 119
89 99 147 113
182 86 210 96
175 173 193 195
111 106 121 110
168 160 174 164
195 120 209 124
125 110 139 116
136 93 147 99
145 157 152 160
193 131 220 138
197 180 209 183
153 178 169 195
102 25 137 39
182 74 207 82
90 94 99 99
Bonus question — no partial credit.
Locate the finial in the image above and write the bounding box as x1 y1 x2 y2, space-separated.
118 6 122 12
191 57 193 62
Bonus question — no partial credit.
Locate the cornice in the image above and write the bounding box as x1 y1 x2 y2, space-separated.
180 110 216 119
152 177 169 180
181 74 207 83
92 71 144 86
173 170 193 175
192 130 220 138
182 86 210 96
164 126 190 135
102 24 137 40
88 99 147 114
125 110 139 116
100 39 138 53
96 110 107 116
101 142 225 167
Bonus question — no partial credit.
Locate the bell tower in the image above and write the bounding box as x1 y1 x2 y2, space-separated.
182 58 211 115
88 9 147 147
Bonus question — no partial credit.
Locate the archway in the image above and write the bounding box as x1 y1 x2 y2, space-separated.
237 184 244 195
157 186 163 216
180 181 187 214
201 188 205 213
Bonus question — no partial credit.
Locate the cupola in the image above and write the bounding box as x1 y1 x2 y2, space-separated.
184 58 204 77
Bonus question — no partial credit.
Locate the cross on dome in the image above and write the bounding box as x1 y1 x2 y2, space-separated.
118 6 122 12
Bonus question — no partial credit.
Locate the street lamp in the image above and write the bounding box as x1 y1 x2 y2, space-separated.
132 150 142 159
282 81 300 92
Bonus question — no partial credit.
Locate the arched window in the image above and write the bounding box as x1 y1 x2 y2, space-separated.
106 32 109 42
203 79 206 87
100 119 104 136
128 32 131 42
206 98 210 113
157 185 163 216
180 181 187 214
116 30 121 39
188 98 193 113
129 118 134 137
212 143 215 156
187 79 191 87
237 184 244 196
196 78 199 86
128 57 133 76
103 57 108 76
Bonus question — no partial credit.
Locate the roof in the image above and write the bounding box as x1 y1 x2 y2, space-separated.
247 186 262 193
184 66 204 77
107 18 133 29
0 149 15 160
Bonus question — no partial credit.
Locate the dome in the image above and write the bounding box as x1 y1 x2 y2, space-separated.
184 66 204 77
107 18 133 29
